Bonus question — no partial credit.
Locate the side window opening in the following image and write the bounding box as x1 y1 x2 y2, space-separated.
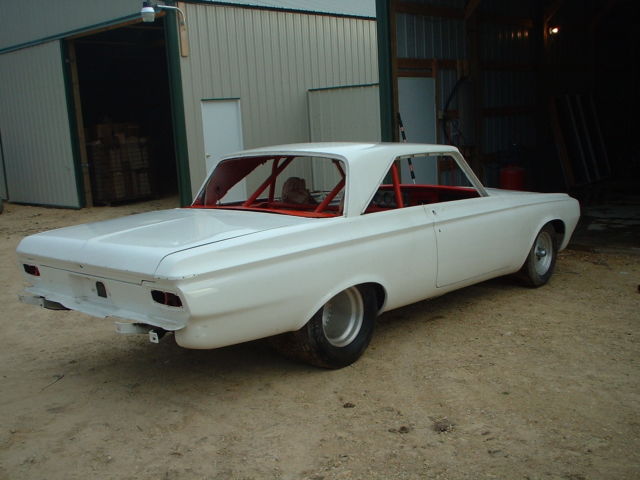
192 155 346 218
365 154 479 214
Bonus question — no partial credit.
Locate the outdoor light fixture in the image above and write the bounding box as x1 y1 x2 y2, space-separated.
548 26 560 36
140 1 186 25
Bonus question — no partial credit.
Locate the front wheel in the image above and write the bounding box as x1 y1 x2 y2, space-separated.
519 223 558 287
273 285 377 369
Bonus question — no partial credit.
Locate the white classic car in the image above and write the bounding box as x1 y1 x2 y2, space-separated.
17 143 580 368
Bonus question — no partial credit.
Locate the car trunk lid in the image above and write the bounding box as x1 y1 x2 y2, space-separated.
17 208 314 278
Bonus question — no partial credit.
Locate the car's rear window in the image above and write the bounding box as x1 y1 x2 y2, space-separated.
191 155 346 218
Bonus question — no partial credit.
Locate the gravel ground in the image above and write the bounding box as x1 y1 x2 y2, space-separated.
1 199 638 480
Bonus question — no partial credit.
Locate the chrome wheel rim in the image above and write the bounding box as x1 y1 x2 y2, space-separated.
534 231 553 276
322 287 364 347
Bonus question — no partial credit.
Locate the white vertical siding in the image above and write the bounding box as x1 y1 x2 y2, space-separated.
180 3 378 194
0 41 79 207
0 139 6 199
308 85 380 142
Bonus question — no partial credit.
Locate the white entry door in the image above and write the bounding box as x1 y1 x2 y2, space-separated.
201 99 245 202
397 77 438 184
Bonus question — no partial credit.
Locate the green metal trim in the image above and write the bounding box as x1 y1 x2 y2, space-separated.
0 14 141 55
201 97 241 101
59 40 86 208
164 12 192 207
376 0 394 142
183 0 376 20
308 83 380 93
0 129 9 200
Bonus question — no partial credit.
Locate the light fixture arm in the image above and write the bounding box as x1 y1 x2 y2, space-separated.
141 1 187 26
156 4 186 26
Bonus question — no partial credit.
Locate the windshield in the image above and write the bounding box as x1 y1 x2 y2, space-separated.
192 155 346 218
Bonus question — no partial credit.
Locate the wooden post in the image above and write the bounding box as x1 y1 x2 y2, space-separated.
177 2 189 57
465 8 483 175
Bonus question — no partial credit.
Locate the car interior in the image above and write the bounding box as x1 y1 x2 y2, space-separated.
191 154 480 217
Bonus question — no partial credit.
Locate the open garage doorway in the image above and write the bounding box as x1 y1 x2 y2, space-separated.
67 18 178 206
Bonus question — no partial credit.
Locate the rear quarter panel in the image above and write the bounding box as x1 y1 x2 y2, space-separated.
160 207 438 349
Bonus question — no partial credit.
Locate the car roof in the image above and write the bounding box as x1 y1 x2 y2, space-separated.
217 142 465 216
223 142 460 163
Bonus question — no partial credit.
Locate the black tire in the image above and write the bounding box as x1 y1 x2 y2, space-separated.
272 285 377 369
519 223 558 287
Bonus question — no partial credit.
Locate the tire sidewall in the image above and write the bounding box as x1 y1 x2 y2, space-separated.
526 224 558 287
306 285 377 368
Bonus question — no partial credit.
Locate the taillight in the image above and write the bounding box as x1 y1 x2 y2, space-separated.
23 264 40 276
151 290 182 307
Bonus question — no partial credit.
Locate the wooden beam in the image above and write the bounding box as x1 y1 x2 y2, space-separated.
177 2 189 57
477 13 533 29
481 106 535 117
397 58 458 71
544 0 566 27
481 61 535 72
464 0 482 20
395 1 463 19
466 9 482 172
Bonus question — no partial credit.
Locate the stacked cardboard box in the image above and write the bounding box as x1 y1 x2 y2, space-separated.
86 122 152 205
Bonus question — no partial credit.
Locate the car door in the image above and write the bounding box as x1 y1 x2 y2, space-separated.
430 195 524 287
347 204 438 310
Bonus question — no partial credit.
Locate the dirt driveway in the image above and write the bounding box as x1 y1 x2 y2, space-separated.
1 200 638 480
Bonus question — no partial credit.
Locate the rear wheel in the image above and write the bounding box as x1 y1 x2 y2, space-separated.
520 223 558 287
272 285 377 369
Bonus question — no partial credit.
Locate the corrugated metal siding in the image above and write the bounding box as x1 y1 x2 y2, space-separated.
0 0 140 52
308 85 380 142
483 115 536 155
0 139 6 199
479 23 533 64
438 68 460 111
180 3 378 193
483 71 535 108
0 41 79 207
479 20 536 155
396 14 465 59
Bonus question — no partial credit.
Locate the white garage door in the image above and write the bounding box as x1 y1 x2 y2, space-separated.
0 41 80 207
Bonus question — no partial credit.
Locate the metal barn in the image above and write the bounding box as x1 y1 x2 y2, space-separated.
375 0 639 194
0 0 379 208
